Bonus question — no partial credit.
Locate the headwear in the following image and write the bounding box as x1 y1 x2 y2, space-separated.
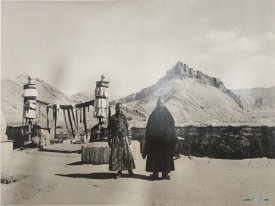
115 102 122 110
157 97 164 104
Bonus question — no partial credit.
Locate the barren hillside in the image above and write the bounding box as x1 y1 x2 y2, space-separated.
232 87 275 112
111 61 274 127
1 75 98 130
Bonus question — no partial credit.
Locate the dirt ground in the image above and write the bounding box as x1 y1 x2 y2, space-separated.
1 146 275 206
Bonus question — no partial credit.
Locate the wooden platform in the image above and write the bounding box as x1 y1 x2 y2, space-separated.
81 140 141 164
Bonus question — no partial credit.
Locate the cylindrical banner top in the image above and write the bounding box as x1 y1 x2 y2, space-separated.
94 74 110 98
23 76 38 119
23 76 38 98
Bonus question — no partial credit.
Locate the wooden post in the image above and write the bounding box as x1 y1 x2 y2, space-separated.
98 117 102 139
67 109 75 138
53 105 57 139
28 119 32 142
83 107 88 142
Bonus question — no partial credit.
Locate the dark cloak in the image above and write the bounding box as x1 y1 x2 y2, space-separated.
144 106 178 173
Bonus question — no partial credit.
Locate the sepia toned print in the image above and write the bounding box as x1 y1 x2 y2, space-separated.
1 0 275 205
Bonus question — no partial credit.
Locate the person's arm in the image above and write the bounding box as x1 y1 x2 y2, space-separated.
126 119 132 145
167 114 178 151
107 117 114 147
142 135 148 159
143 116 152 159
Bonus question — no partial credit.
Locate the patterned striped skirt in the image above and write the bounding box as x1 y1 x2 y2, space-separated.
108 136 136 171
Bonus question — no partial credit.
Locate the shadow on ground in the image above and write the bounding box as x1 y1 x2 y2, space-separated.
38 149 81 153
66 161 83 166
55 173 151 181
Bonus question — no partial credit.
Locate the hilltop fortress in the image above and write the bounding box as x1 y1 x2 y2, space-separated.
111 61 242 109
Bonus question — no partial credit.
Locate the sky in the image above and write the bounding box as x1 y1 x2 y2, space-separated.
1 0 275 98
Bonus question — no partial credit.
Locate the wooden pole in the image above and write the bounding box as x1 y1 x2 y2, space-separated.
76 109 79 140
67 109 75 138
83 107 88 142
53 105 57 139
98 117 102 139
28 119 32 142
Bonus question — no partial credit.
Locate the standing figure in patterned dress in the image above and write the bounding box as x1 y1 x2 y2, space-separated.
108 102 135 179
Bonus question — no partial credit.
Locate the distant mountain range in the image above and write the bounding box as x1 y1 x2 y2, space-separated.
2 62 274 128
232 87 275 112
232 87 275 121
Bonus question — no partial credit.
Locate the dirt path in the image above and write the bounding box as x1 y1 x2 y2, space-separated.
1 148 275 205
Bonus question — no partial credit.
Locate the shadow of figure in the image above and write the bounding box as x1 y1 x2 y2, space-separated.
56 173 115 179
55 173 151 181
38 149 81 154
129 174 151 181
66 161 83 166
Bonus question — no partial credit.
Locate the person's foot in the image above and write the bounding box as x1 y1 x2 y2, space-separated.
128 170 134 177
149 172 160 181
162 174 171 180
114 174 122 179
114 171 122 179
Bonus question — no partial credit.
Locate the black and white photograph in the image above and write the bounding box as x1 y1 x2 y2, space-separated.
1 0 275 205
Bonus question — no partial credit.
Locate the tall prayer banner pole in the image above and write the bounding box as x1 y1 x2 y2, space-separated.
22 76 38 142
53 105 57 140
94 74 110 139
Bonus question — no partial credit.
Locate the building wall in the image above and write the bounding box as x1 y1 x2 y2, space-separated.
131 126 275 159
6 126 29 149
6 125 52 149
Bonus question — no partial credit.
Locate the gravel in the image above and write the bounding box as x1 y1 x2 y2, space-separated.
1 174 56 205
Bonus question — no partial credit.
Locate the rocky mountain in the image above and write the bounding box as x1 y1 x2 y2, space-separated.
112 62 241 106
110 61 273 127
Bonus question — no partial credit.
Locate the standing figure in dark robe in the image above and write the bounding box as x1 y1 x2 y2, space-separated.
143 98 178 180
108 103 135 179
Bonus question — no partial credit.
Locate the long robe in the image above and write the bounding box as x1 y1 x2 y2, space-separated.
108 112 135 171
144 106 178 173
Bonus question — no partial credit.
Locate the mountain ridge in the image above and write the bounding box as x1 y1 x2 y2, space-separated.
232 86 275 111
111 61 242 109
107 61 274 127
2 63 274 128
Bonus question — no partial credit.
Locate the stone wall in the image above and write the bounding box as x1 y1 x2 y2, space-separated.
6 125 52 149
131 126 275 159
6 126 29 149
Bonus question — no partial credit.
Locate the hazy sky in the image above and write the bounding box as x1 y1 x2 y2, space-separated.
2 0 275 97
